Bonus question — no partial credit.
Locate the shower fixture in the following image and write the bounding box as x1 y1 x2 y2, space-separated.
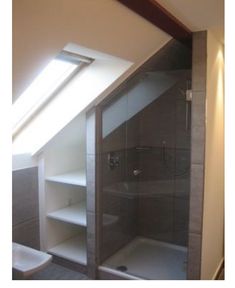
107 152 120 170
133 169 142 176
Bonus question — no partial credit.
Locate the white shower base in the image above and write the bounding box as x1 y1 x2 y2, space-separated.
100 237 187 280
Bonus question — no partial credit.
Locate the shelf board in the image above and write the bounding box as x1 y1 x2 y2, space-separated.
47 202 87 226
48 234 87 265
46 170 86 187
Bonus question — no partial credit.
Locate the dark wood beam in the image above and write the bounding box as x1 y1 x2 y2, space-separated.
117 0 192 48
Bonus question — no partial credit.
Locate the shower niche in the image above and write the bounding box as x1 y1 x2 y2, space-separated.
98 40 192 280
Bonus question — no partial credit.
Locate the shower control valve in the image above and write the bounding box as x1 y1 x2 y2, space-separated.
108 152 120 169
133 169 142 176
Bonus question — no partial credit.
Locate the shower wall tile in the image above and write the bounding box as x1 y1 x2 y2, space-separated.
138 179 174 198
175 131 191 150
187 233 202 279
174 198 189 232
173 230 188 246
187 31 207 279
138 196 174 243
191 92 206 127
189 164 204 234
192 31 207 92
99 41 194 273
101 220 134 262
87 254 97 279
175 179 190 198
86 155 96 184
101 184 138 262
139 90 176 148
87 211 97 278
175 148 191 180
86 108 96 155
87 212 96 254
191 125 205 164
102 123 126 153
86 181 96 213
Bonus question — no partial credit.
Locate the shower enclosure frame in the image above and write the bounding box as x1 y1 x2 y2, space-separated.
85 32 207 280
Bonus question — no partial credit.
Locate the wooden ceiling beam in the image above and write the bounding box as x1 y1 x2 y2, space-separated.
117 0 192 48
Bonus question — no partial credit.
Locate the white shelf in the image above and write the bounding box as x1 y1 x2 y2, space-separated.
48 234 87 265
47 202 87 226
46 170 86 187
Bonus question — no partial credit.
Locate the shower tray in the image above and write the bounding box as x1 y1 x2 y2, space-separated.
100 237 187 280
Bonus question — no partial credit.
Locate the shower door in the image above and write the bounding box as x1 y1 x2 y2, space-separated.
99 43 191 280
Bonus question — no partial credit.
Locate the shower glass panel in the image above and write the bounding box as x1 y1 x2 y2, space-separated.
99 40 192 280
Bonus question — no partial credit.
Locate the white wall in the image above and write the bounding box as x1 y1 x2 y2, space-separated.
13 0 170 102
201 31 224 279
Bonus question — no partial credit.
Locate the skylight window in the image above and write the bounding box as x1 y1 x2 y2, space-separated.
12 51 92 136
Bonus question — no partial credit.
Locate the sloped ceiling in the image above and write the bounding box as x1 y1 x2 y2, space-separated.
13 0 170 102
155 0 224 44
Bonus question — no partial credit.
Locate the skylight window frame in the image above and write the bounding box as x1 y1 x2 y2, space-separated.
13 51 93 138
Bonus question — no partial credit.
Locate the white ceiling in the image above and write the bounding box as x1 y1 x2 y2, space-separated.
155 0 224 44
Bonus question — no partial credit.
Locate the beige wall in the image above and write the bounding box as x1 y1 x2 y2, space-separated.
13 0 170 101
201 31 224 279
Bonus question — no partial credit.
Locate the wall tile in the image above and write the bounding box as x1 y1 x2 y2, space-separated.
86 155 96 184
12 167 39 226
86 181 96 213
187 233 202 279
186 31 207 280
174 198 189 232
192 91 206 127
174 178 190 198
138 196 174 243
102 123 126 153
192 31 207 92
86 108 96 155
189 164 204 234
87 212 96 254
13 218 40 249
191 125 205 164
173 230 188 246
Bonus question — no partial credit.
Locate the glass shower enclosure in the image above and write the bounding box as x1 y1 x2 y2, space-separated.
98 40 192 280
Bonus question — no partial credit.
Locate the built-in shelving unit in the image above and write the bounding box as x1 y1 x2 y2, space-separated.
48 233 87 264
46 170 86 187
47 201 86 226
39 112 88 268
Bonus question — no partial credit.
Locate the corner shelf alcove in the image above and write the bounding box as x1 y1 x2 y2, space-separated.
39 112 88 268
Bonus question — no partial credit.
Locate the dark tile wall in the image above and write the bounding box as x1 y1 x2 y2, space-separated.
12 167 40 249
100 97 139 263
137 74 191 246
99 70 191 265
187 31 207 280
97 40 193 276
86 107 100 279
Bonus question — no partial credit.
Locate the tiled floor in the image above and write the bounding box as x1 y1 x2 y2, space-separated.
29 263 89 280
